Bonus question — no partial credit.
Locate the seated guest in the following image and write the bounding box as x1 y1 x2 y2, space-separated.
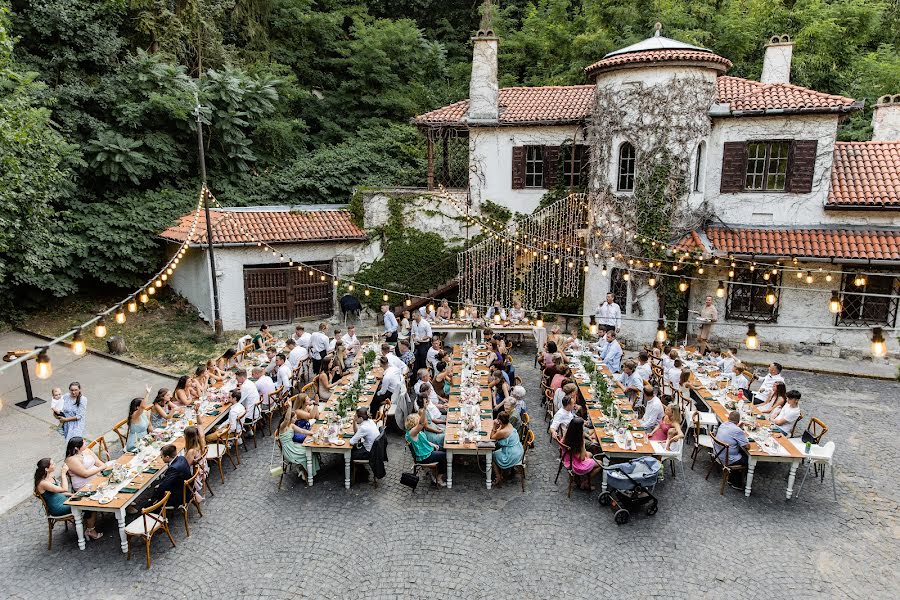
758 382 787 414
485 300 507 322
405 413 447 487
730 363 750 393
292 324 311 349
275 353 292 392
599 330 622 373
617 360 643 401
462 299 478 320
33 457 79 523
541 341 558 368
433 361 452 400
770 390 802 435
150 388 177 429
648 405 684 449
182 426 207 503
276 400 318 480
286 339 307 370
552 380 575 411
640 385 665 430
173 375 194 407
677 368 693 400
236 368 261 426
349 407 380 463
342 325 361 358
290 395 319 443
662 348 677 371
328 328 341 353
217 348 238 372
151 444 191 508
205 358 225 384
713 410 750 488
550 394 578 441
509 385 528 424
666 359 684 389
719 348 737 375
253 366 277 409
426 337 443 372
489 370 511 416
332 342 349 378
490 359 511 387
414 370 446 411
372 357 402 417
262 346 279 378
561 417 602 490
559 330 579 353
191 365 209 398
436 299 453 322
546 325 561 348
543 353 565 381
490 411 524 485
252 324 273 349
206 391 245 443
509 299 526 322
397 339 415 369
416 391 445 448
634 351 652 383
314 357 337 402
753 362 784 403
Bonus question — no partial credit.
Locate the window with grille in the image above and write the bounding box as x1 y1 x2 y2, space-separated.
609 267 629 311
524 146 544 188
561 144 589 187
726 266 780 321
745 141 789 191
617 142 635 192
836 273 899 327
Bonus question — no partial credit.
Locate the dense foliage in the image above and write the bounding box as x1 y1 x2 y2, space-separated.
1 0 897 316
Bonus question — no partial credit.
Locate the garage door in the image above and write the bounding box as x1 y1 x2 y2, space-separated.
244 261 333 327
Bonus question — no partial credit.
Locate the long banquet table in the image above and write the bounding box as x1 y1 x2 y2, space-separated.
432 319 546 348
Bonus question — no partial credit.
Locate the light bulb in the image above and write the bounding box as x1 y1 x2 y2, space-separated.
829 291 842 314
127 300 138 313
648 274 656 288
871 327 886 358
583 265 589 273
35 349 52 380
601 264 607 276
763 272 770 281
154 279 162 288
364 289 370 297
805 271 813 284
656 319 667 343
698 267 704 275
348 284 354 291
678 279 688 293
332 279 338 287
94 318 107 338
825 273 833 283
405 298 412 307
161 273 168 282
716 280 726 298
796 271 803 279
623 271 630 282
765 286 777 306
115 308 126 324
71 330 86 356
745 324 759 350
728 269 735 278
148 286 155 295
382 294 389 302
140 292 149 303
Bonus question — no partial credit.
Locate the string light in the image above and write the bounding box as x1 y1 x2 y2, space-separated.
382 293 389 302
829 291 842 314
148 286 155 295
589 315 598 336
622 270 630 282
115 307 126 324
94 317 107 338
127 299 138 313
656 319 667 343
871 327 887 357
716 280 726 298
745 323 759 350
805 271 813 284
35 349 52 380
853 272 867 287
765 286 777 305
140 292 149 303
71 329 86 356
678 278 688 293
364 289 370 297
405 298 412 307
601 264 608 276
647 274 657 287
825 273 833 283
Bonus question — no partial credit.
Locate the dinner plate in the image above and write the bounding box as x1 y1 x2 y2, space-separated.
97 497 113 505
330 439 345 446
632 433 644 440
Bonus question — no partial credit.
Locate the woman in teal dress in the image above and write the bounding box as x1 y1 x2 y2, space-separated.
34 458 71 516
125 387 153 452
490 411 524 485
276 403 319 479
417 393 445 448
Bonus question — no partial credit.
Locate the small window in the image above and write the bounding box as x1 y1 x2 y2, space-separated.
524 146 544 188
836 273 899 327
617 142 636 192
562 144 589 187
609 267 629 311
693 142 704 192
726 266 780 322
745 141 789 191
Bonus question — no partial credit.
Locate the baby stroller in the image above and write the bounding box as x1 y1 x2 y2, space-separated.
598 456 661 525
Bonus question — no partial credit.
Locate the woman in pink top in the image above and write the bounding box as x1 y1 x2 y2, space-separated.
560 417 601 490
649 405 684 449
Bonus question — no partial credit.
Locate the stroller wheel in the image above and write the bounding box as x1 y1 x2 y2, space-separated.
647 503 658 516
614 509 630 525
598 492 612 507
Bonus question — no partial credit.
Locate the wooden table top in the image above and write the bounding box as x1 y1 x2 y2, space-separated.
303 360 384 450
444 345 495 451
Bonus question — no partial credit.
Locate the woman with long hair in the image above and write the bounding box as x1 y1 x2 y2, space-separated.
649 404 684 450
331 343 347 380
173 375 194 406
416 391 445 448
315 356 335 402
436 299 452 321
206 358 225 384
758 382 788 414
276 398 319 480
433 361 451 400
490 411 524 486
490 369 511 417
183 426 207 503
150 388 177 429
124 387 153 452
561 417 602 491
63 438 108 539
34 457 71 516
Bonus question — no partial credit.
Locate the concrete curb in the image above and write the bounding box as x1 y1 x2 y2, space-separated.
739 357 897 381
14 326 181 380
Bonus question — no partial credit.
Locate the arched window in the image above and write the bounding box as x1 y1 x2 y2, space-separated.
617 142 636 192
694 142 705 192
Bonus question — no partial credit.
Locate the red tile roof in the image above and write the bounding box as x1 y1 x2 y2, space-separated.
678 226 900 260
827 141 900 209
413 85 595 126
715 76 858 114
159 209 367 246
585 49 731 78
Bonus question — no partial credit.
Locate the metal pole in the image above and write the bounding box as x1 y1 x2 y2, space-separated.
196 106 224 341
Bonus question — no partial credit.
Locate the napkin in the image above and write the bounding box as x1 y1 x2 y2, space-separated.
207 410 221 416
342 433 353 439
600 437 615 443
120 487 139 494
143 467 159 474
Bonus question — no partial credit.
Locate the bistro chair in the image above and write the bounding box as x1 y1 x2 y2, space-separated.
301 381 317 403
544 388 555 423
551 437 578 497
406 441 440 487
86 435 112 462
164 468 203 537
206 427 238 485
34 492 74 551
125 491 176 569
243 402 263 449
198 446 214 498
112 418 129 450
797 417 828 444
705 433 747 495
689 412 714 470
787 411 804 438
352 427 387 487
512 428 535 492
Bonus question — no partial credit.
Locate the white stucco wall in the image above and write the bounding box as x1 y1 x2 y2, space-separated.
362 188 472 243
581 258 661 346
468 125 586 215
703 114 840 226
168 241 377 331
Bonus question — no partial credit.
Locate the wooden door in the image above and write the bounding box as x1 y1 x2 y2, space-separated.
292 260 333 320
244 267 292 326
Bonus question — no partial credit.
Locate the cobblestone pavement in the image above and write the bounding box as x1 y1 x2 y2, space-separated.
1 349 897 599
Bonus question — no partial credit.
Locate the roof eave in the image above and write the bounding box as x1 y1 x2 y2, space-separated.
824 202 900 211
714 100 863 118
160 236 368 248
415 118 589 128
585 59 730 80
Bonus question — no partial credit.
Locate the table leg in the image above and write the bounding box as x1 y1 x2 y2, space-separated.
115 508 128 553
744 457 757 497
601 455 610 492
72 507 86 550
344 452 351 489
306 452 314 486
485 451 492 490
786 460 800 500
446 450 454 489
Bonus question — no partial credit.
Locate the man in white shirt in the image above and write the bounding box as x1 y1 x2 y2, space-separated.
550 394 577 441
484 300 507 322
634 351 652 383
426 337 443 372
342 325 361 358
718 349 736 376
599 330 623 373
595 292 622 333
371 357 402 417
667 360 685 389
410 312 433 372
293 325 312 350
236 369 261 429
253 366 277 408
329 328 341 353
640 386 664 430
286 339 308 370
413 369 445 411
771 390 802 436
309 322 330 374
208 391 246 439
275 353 293 392
349 407 380 464
753 362 784 404
730 363 749 393
264 346 279 378
617 361 643 402
381 343 408 375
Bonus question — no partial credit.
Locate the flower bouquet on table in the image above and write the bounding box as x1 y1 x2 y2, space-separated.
109 464 130 485
591 372 615 415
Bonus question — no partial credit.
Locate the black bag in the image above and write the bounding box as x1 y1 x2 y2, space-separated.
400 472 419 490
800 430 816 445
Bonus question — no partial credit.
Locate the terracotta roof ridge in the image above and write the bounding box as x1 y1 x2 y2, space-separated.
835 140 900 146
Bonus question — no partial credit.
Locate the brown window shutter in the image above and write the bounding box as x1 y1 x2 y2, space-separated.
543 145 560 189
787 140 817 193
719 141 748 193
511 146 525 189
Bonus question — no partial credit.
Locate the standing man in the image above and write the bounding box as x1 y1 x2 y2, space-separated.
410 311 433 373
381 304 398 343
595 292 622 334
309 322 330 375
696 295 718 355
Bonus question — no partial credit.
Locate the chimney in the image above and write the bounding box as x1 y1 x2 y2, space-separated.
872 94 900 141
466 0 499 124
761 35 793 84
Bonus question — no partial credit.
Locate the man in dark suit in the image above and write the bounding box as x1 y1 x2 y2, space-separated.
152 444 191 507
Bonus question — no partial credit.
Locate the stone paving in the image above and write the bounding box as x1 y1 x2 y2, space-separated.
0 348 897 599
